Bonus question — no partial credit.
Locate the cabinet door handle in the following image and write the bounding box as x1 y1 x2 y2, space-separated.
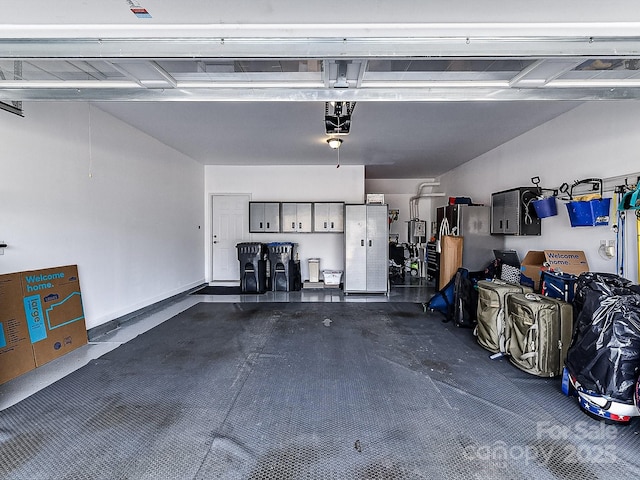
260 222 263 229
266 222 269 229
299 222 302 229
361 239 365 246
324 222 327 229
499 220 503 229
292 222 296 229
369 240 372 247
506 220 509 230
330 222 334 229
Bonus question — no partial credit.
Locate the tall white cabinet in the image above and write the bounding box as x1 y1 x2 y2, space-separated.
344 204 389 294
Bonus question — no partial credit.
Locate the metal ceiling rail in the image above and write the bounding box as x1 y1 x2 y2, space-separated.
1 36 640 59
2 86 640 102
3 21 640 38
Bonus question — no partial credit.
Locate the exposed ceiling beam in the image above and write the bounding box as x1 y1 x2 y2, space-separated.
2 86 640 102
2 36 640 59
4 21 640 39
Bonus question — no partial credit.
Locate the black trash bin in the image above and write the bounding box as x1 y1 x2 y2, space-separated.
267 242 301 291
236 242 267 293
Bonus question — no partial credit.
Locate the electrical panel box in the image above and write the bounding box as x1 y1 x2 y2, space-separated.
408 219 426 244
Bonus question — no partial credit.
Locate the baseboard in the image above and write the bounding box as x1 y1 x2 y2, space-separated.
209 280 241 287
87 283 206 341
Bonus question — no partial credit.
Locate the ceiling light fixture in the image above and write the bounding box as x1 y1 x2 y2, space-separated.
327 138 343 149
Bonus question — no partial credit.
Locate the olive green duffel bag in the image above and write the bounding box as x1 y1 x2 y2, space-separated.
476 280 532 354
505 293 573 377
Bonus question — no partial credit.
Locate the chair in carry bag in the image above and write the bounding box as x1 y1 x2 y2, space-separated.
505 293 573 377
425 268 467 322
452 269 485 328
475 280 532 354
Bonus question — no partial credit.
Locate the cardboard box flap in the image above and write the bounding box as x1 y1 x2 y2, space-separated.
521 251 546 268
520 250 589 291
543 250 589 276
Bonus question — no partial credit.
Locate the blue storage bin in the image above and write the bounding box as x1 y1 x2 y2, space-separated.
532 196 557 218
565 198 611 227
541 271 578 302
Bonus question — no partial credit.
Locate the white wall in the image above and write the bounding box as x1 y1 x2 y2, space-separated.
1 102 205 329
205 165 364 281
365 178 444 242
438 101 640 281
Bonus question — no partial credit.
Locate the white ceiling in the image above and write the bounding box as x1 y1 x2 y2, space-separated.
94 100 580 178
2 1 640 178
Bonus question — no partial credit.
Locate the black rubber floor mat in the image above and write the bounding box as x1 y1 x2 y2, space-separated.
1 302 639 479
191 285 244 295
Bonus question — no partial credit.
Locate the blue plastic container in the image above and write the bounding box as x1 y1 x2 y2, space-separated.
541 271 578 302
532 196 557 218
565 198 611 227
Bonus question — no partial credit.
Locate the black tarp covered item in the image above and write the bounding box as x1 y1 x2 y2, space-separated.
565 272 640 403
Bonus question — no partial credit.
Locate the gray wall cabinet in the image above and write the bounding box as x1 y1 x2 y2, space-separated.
491 188 541 236
249 202 281 233
313 202 344 232
281 202 313 233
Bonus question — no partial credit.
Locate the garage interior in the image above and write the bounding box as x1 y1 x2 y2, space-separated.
2 2 640 479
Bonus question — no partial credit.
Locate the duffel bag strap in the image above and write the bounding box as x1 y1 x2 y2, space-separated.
497 309 506 353
519 323 538 361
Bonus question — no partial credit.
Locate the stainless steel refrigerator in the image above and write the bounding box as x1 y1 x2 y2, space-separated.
435 204 504 271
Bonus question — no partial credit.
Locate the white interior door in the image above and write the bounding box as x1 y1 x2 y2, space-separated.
211 194 250 282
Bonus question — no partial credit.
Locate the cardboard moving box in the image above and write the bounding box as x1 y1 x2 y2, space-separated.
1 265 87 384
521 250 590 291
20 265 88 367
0 273 37 384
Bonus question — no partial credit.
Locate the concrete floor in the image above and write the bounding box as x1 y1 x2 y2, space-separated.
0 279 432 411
